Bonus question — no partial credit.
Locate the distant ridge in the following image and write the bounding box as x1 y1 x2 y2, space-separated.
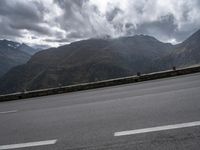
0 39 37 77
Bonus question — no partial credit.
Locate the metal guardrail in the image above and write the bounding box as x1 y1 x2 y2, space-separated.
1 65 200 102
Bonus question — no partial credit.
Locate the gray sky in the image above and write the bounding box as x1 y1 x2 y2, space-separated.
0 0 200 48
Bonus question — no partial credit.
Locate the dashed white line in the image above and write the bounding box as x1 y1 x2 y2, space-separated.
0 110 18 114
0 139 57 150
114 121 200 137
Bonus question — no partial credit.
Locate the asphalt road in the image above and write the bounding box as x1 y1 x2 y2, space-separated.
0 73 200 150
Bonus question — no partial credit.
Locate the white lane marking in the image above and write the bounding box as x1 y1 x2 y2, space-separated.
114 121 200 137
0 110 18 114
0 139 57 150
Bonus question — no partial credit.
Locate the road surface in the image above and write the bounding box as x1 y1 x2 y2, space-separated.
0 73 200 149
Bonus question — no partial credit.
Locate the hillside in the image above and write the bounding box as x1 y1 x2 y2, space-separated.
156 29 200 70
1 28 200 95
0 35 173 94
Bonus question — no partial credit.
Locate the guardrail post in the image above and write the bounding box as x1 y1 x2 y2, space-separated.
137 72 141 76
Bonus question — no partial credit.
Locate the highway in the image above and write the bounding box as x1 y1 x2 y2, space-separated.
0 73 200 150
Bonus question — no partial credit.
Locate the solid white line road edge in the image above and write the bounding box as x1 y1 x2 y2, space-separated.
0 139 57 150
0 110 18 114
114 121 200 137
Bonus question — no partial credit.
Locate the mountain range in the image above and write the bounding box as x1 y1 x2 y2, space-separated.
0 29 200 94
0 40 39 77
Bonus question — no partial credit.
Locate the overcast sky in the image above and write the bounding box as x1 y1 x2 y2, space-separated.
0 0 200 48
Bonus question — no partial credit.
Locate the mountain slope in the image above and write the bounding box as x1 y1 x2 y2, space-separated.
0 35 173 94
0 40 36 77
17 43 39 55
156 29 200 70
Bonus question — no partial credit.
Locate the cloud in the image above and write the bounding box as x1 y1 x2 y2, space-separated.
99 0 200 42
0 0 200 47
0 0 66 47
54 0 115 39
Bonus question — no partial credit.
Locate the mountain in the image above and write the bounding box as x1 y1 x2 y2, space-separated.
0 35 173 94
0 40 37 77
156 29 200 70
1 28 200 95
17 43 40 55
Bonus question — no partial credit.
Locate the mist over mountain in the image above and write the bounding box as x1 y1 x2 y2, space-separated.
0 40 37 77
0 29 200 95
